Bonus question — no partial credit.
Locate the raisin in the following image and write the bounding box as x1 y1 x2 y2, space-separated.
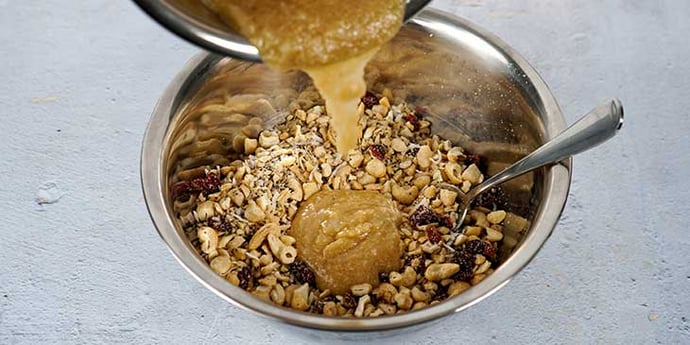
472 186 509 211
431 288 448 302
171 172 221 199
410 205 440 228
464 154 482 167
289 261 316 287
368 144 387 160
463 153 490 177
453 251 475 282
309 300 324 314
361 92 378 109
378 272 390 283
340 293 356 310
237 266 252 289
322 295 337 303
464 240 496 262
404 254 426 275
207 218 233 233
369 293 379 306
463 240 484 255
425 226 442 244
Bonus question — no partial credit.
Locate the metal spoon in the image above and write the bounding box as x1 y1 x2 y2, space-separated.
441 99 624 231
134 0 433 62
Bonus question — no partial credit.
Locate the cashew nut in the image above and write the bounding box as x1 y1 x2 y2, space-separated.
351 283 373 297
447 147 465 162
210 254 232 275
485 227 504 242
302 182 319 200
195 201 215 221
447 281 471 297
244 200 265 223
267 233 297 264
288 177 303 201
354 295 371 317
439 189 458 207
290 283 310 311
424 263 460 281
487 210 507 224
365 159 387 178
416 145 433 170
197 226 219 254
443 162 463 185
391 184 419 205
247 223 280 250
348 150 364 168
258 131 280 148
461 164 484 185
391 138 407 153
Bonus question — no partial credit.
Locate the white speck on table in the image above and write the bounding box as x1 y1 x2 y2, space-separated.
1 0 688 343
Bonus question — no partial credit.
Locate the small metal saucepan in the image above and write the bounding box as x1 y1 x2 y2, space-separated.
133 0 433 62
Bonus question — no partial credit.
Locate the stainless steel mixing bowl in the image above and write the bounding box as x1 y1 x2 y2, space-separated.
141 9 571 332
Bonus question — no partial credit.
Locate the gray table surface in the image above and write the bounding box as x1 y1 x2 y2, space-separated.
1 0 688 344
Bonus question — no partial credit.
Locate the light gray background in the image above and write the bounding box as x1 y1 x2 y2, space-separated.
1 0 688 344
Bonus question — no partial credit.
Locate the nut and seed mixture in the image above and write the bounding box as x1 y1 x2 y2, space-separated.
174 91 524 317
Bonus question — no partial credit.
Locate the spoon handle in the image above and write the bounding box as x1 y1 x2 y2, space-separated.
404 0 433 22
467 99 624 201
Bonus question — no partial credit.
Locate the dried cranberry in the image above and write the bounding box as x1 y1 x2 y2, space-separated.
483 243 497 262
289 261 316 287
404 254 426 274
404 113 420 130
191 172 220 193
237 266 252 289
453 251 475 282
341 293 356 309
171 172 221 199
408 106 429 130
361 92 379 109
426 226 442 244
410 205 440 228
368 144 387 160
464 240 496 262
